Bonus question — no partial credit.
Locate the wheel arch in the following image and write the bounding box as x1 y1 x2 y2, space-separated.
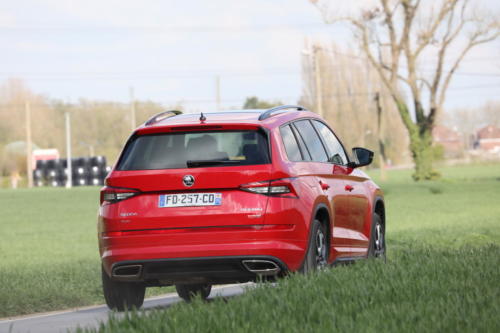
299 203 332 270
312 203 332 256
373 196 385 227
368 196 386 259
313 203 331 236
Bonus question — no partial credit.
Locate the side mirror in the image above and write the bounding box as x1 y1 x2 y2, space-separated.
348 147 374 168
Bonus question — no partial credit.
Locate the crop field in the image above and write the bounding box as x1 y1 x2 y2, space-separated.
1 163 500 332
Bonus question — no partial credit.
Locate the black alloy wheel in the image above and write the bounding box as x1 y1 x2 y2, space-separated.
102 266 146 311
301 219 328 273
368 213 386 260
175 283 212 302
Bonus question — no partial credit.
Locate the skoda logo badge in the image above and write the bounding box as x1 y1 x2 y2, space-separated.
183 175 195 187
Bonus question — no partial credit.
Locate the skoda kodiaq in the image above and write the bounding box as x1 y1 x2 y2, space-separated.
98 105 386 310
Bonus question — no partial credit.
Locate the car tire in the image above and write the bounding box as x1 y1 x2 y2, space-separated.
175 283 212 302
102 266 146 311
300 219 328 273
368 213 386 259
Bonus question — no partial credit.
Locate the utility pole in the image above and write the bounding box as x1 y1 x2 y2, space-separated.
65 110 73 188
313 44 324 118
129 86 136 131
215 76 221 111
25 101 33 188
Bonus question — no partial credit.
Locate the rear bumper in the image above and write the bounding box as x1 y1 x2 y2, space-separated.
99 225 307 284
110 255 288 285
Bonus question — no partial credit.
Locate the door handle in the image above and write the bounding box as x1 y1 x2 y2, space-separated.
319 181 330 191
345 184 354 192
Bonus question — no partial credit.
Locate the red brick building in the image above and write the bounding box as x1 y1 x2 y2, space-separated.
433 125 464 156
476 125 500 152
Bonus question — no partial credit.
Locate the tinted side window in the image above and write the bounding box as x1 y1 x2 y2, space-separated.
290 125 311 161
312 120 348 165
293 120 328 162
280 125 302 161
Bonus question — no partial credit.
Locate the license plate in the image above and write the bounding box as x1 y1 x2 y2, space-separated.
158 193 222 208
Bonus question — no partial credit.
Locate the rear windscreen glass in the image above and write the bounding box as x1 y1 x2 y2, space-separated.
117 130 270 170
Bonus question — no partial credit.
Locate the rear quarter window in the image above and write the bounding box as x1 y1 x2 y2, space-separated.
280 125 302 161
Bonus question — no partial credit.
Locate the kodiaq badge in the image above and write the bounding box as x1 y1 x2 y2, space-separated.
183 175 195 187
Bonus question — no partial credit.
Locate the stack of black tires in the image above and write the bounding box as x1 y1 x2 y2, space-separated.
33 156 111 187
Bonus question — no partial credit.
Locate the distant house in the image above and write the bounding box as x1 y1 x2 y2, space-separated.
476 125 500 153
432 125 463 157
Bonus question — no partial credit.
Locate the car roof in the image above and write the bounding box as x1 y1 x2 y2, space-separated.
135 106 321 134
161 109 266 125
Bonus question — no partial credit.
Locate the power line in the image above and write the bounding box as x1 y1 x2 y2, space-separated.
1 83 499 109
316 48 500 63
0 70 299 81
314 48 500 74
447 83 500 90
0 23 327 33
0 68 499 81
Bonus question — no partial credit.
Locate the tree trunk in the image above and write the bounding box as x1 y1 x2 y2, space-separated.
394 98 440 181
409 128 440 181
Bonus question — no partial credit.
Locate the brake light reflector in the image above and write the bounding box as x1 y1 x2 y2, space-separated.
240 179 297 197
100 186 140 204
269 185 290 194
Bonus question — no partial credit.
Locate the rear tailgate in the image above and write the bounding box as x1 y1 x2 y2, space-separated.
103 166 272 231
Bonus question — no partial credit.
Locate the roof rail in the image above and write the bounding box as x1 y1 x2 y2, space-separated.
144 110 182 126
258 105 307 121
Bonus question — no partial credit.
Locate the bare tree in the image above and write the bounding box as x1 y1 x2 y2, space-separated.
300 42 410 167
310 0 500 180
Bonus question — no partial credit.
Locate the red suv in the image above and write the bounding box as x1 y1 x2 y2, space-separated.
98 105 385 310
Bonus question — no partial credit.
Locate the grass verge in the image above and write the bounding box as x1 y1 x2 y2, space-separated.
84 245 500 332
82 163 500 332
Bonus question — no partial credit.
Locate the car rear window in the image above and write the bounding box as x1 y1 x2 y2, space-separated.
117 130 270 170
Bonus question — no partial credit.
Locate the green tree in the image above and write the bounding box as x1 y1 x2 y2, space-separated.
243 96 281 110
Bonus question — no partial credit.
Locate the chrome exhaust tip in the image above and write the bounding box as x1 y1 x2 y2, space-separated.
242 260 281 276
112 264 142 278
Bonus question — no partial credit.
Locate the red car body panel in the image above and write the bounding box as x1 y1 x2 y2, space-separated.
98 108 383 283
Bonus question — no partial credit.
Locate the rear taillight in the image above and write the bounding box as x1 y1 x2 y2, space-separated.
240 179 297 198
100 186 140 205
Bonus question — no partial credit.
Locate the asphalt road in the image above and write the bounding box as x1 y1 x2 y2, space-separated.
0 284 248 333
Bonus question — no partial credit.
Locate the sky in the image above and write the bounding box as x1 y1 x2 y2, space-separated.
0 0 499 112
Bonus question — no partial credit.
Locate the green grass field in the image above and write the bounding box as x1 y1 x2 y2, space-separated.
0 187 170 318
1 164 500 332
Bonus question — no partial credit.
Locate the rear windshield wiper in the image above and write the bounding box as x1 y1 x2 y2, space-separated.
186 160 242 168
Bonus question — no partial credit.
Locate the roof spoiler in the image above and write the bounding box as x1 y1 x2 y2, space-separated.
144 110 182 126
258 105 308 121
